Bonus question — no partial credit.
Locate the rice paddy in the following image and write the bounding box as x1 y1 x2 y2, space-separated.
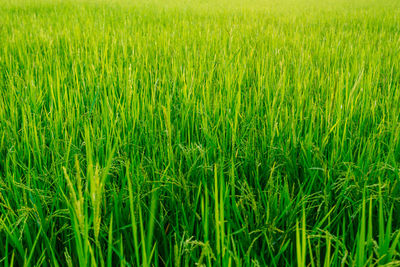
1 0 400 266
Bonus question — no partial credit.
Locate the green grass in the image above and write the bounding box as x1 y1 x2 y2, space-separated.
1 0 400 266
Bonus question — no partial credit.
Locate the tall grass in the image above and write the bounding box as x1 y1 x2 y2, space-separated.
1 0 400 266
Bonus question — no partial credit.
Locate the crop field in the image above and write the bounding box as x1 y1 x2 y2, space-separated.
1 0 400 266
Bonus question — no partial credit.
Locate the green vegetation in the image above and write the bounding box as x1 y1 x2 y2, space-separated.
1 0 400 266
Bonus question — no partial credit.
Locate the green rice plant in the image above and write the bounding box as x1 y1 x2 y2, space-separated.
0 0 400 266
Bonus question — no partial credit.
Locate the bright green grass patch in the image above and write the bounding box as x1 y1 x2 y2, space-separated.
1 0 400 266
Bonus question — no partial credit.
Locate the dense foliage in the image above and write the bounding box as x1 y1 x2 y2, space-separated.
1 0 400 266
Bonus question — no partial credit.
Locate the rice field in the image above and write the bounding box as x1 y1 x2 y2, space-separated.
1 0 400 266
